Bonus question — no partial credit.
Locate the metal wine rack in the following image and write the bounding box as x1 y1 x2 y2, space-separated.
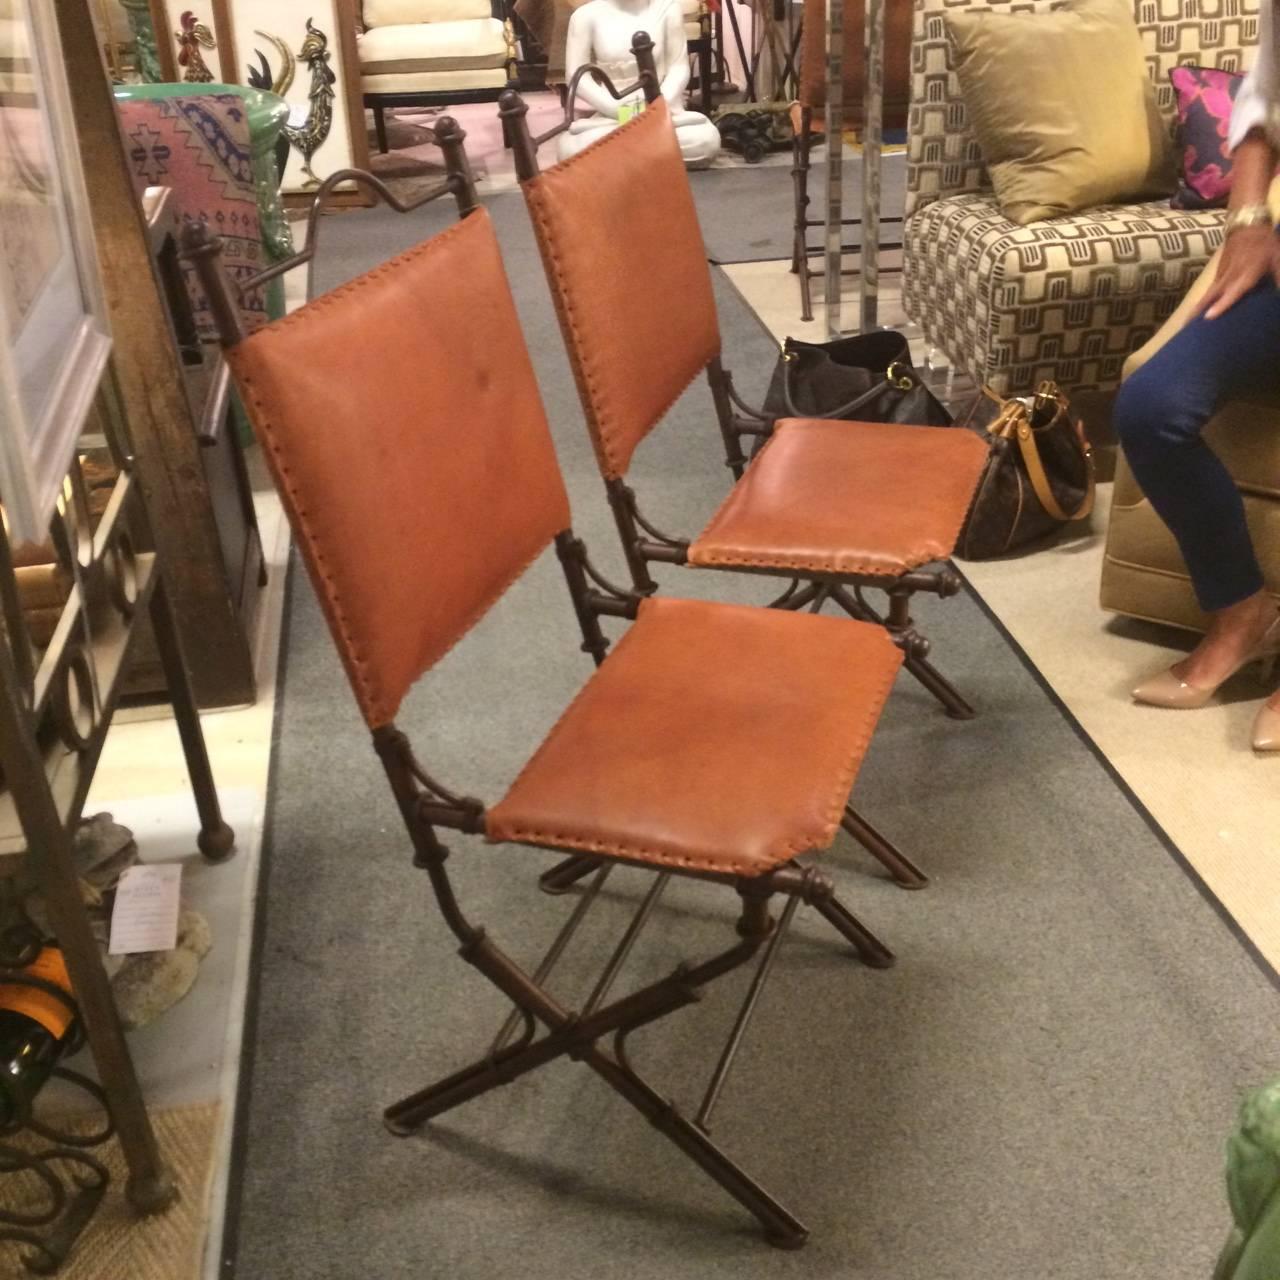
0 0 242 1254
0 936 113 1276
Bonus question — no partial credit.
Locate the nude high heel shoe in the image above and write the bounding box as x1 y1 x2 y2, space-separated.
1132 614 1280 709
1253 700 1280 752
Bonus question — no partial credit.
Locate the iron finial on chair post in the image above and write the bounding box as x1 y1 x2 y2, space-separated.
499 89 541 182
180 221 248 348
432 115 480 217
629 31 660 103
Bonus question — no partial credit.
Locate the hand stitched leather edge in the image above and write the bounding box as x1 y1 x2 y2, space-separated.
229 210 561 729
521 103 721 481
690 423 990 575
486 603 904 876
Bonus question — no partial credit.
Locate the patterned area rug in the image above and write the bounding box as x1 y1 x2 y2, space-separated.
0 1101 220 1279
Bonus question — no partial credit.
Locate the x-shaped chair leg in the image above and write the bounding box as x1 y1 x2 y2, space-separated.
536 851 906 955
385 883 814 1247
829 583 976 721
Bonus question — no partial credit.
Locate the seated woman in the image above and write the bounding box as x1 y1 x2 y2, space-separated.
557 0 720 167
1115 3 1280 753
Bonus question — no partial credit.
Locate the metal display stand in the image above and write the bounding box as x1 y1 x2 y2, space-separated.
824 0 885 337
0 395 236 1230
823 0 844 338
0 958 113 1274
0 0 238 1259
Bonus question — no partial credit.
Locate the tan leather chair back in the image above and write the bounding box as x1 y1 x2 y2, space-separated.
522 100 721 480
228 210 571 729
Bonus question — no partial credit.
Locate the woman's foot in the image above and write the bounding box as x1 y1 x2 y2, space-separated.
1133 590 1280 708
1253 690 1280 752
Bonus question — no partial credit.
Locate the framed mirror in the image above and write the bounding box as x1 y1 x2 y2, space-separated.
0 0 112 545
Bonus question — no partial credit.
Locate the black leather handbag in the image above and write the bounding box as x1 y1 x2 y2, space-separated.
762 331 953 426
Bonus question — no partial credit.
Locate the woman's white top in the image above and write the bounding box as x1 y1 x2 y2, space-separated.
1229 2 1277 152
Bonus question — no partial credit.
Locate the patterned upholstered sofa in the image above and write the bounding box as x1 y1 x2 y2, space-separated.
901 0 1259 397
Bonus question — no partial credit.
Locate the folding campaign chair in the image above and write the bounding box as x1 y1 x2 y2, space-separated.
500 45 988 732
183 119 908 1247
499 46 987 895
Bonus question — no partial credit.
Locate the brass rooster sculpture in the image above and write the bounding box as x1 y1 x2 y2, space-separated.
247 19 335 189
176 10 216 82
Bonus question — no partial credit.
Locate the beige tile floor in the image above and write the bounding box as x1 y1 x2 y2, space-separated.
85 477 290 1280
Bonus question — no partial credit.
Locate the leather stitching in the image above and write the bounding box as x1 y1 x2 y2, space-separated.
691 428 987 575
488 605 903 876
230 210 557 729
691 549 914 575
232 365 389 724
523 105 718 481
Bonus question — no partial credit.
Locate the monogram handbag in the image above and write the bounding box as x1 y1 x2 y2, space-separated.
762 331 953 427
956 383 1096 559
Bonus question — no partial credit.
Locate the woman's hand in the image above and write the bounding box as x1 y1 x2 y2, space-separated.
1198 226 1280 320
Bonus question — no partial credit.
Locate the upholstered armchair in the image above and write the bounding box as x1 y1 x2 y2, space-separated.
1100 200 1280 633
358 0 518 154
901 0 1258 397
0 0 32 95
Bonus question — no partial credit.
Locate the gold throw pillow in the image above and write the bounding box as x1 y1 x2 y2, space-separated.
945 0 1175 225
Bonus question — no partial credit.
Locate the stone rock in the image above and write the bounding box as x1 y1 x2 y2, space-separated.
21 814 139 941
72 813 139 890
110 907 213 1031
90 915 126 981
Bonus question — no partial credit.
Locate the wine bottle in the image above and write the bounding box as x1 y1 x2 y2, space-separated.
0 946 76 1128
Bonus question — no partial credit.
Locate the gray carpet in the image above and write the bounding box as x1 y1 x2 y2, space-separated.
687 153 907 263
227 190 1280 1280
325 150 904 267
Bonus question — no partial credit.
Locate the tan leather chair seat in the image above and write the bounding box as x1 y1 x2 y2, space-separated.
688 419 989 577
487 595 903 877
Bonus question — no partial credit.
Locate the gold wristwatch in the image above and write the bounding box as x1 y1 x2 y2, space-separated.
1224 202 1275 235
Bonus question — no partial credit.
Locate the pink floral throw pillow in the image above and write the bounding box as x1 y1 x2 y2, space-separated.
1169 65 1244 210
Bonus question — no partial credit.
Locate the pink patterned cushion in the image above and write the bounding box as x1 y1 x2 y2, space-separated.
1169 65 1244 210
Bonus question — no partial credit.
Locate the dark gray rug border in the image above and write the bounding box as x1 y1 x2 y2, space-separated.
953 563 1280 995
219 551 298 1280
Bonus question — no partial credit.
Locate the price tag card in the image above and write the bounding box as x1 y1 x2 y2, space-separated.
109 864 183 955
618 99 647 125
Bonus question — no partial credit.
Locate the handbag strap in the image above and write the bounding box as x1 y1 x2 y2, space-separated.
1005 404 1096 522
780 349 917 420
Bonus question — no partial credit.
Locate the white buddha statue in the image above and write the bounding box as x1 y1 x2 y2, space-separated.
558 0 721 167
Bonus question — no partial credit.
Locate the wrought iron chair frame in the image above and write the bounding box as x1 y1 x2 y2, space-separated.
499 52 965 898
789 102 904 324
687 0 714 114
183 122 905 1248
